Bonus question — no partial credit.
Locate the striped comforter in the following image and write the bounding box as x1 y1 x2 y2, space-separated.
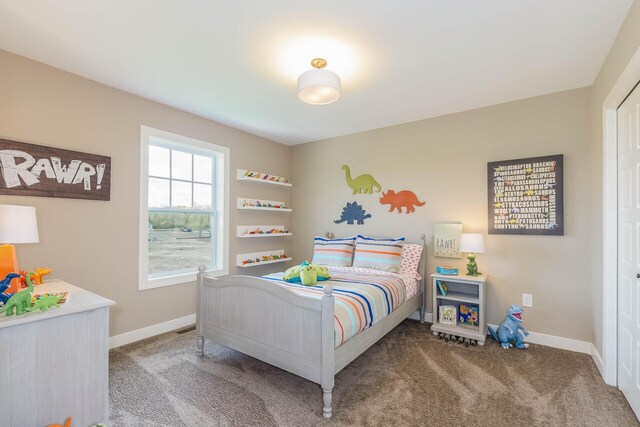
262 267 415 348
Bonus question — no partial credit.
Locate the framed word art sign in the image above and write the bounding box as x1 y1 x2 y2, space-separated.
0 138 111 201
433 223 463 258
487 154 563 236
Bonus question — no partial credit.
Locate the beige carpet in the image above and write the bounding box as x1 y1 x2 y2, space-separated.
109 320 638 426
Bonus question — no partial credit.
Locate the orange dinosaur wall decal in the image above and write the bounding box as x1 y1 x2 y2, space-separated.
379 190 425 214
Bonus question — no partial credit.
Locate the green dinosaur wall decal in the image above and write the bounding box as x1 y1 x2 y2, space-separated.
342 165 381 194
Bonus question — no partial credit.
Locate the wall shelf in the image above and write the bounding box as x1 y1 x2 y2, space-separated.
237 198 292 212
237 225 291 238
236 250 291 267
236 169 292 187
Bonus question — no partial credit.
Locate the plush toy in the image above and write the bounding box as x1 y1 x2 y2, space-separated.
283 262 330 283
487 304 529 349
300 262 317 286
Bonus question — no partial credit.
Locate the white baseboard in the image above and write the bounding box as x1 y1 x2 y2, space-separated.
108 312 596 361
109 313 196 349
591 344 605 377
487 323 592 354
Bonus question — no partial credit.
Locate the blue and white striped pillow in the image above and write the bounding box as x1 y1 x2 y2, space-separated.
352 235 405 273
311 236 357 267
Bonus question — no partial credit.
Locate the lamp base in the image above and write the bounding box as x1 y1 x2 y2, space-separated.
0 244 20 294
465 253 481 277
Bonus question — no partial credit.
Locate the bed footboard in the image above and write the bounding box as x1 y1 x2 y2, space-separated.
196 266 336 418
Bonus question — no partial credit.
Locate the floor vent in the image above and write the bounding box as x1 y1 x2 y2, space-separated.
176 325 196 334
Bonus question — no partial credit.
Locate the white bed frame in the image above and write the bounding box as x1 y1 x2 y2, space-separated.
196 234 427 418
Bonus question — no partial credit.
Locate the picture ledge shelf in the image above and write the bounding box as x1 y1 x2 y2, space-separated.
238 233 292 238
236 250 291 268
237 257 292 267
236 169 292 187
237 198 291 212
238 206 293 212
237 225 291 238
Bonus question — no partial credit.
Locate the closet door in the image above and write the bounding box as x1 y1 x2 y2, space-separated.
618 83 640 418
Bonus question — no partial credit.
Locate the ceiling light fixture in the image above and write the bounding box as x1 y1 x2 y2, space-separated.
298 58 341 105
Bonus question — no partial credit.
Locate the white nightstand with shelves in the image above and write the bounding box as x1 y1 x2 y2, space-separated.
431 273 487 346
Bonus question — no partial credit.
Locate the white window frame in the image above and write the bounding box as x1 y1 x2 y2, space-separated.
139 126 229 290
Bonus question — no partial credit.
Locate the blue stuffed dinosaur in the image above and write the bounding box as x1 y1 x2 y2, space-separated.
488 304 529 349
0 273 20 306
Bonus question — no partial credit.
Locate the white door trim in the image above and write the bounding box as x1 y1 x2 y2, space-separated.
603 44 640 386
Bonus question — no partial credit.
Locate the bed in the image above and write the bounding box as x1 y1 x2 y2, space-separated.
196 234 427 418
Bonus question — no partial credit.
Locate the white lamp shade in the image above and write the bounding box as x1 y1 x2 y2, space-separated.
0 205 39 244
298 68 341 105
459 233 485 254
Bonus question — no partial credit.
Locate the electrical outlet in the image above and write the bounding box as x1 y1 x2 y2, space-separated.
522 293 533 308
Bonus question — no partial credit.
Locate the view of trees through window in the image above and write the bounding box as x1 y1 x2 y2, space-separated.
147 143 215 276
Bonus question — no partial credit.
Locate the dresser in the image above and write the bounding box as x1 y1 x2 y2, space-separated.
0 280 114 427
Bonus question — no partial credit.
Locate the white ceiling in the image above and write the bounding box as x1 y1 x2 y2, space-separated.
0 1 632 145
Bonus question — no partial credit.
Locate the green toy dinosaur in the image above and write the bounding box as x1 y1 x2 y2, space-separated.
28 294 62 311
0 272 34 316
283 262 330 283
300 262 317 286
342 165 381 194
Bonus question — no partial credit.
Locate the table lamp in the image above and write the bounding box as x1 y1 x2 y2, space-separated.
459 233 485 277
0 205 39 294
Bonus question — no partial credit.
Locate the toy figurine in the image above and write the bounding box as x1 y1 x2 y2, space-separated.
488 304 529 349
19 267 52 288
28 294 63 311
300 261 317 286
0 272 34 316
283 262 330 284
47 416 72 427
465 253 481 276
0 273 21 306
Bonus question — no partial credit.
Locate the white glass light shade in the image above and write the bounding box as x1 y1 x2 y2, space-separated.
0 205 39 244
298 68 341 105
459 233 485 254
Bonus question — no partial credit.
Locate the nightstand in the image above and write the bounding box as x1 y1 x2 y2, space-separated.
430 273 487 346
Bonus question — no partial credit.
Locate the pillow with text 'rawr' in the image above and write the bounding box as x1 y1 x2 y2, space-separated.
352 235 405 273
311 236 357 267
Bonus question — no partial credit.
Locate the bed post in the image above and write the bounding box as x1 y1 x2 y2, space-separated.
196 264 205 356
321 282 335 418
419 233 427 324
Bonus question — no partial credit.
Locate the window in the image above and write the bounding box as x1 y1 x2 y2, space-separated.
139 126 229 290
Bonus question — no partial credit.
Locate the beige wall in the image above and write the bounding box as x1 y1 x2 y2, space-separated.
0 49 292 337
3 2 636 347
291 87 592 342
590 0 640 355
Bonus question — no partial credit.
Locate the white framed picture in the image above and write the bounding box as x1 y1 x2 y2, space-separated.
433 223 463 258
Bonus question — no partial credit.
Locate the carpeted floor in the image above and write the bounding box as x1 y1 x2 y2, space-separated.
109 320 638 426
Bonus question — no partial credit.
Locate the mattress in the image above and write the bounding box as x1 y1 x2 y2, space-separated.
262 266 418 348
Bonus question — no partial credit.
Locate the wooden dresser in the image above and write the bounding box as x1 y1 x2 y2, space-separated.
0 280 114 427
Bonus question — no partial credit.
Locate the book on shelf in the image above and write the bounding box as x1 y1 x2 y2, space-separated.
439 305 457 325
436 280 448 296
459 304 479 326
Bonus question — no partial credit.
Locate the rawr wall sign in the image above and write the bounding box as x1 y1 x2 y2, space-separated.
487 154 563 236
0 138 111 201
